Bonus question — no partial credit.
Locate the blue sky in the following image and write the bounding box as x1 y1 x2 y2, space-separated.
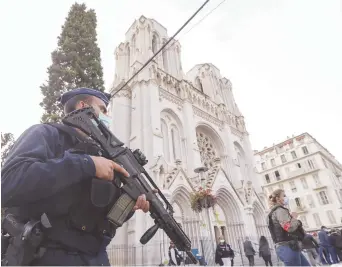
1 0 341 161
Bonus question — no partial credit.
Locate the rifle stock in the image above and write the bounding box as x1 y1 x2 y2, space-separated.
62 107 197 264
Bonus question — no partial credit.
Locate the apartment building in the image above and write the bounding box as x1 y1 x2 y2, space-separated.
255 133 342 231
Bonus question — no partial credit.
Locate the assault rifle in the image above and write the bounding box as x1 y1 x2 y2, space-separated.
62 107 197 264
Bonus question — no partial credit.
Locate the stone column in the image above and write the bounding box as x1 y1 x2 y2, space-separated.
182 100 202 178
242 134 256 182
109 94 132 146
221 124 242 188
160 189 172 263
243 206 258 243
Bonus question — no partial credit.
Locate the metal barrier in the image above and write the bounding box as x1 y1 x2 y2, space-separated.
106 236 283 266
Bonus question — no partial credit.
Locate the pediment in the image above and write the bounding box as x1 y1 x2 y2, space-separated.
168 168 194 192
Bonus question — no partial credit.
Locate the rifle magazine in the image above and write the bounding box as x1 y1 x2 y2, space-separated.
107 193 135 227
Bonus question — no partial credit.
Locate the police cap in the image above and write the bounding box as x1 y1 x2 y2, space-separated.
58 88 111 107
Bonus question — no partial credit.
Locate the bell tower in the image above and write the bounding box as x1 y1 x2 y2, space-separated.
113 15 184 88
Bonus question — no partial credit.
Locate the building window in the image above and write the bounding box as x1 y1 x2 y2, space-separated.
295 197 302 207
281 155 287 163
170 127 181 162
271 159 276 167
265 174 270 184
162 40 168 71
275 170 281 181
300 177 308 189
285 167 290 173
307 195 315 208
327 210 337 224
195 77 203 92
318 191 329 205
152 34 158 54
161 120 170 162
291 151 297 159
302 146 309 155
299 215 308 228
313 213 322 227
290 181 297 193
335 189 342 204
322 157 328 168
312 173 320 186
261 162 266 171
307 159 315 169
297 163 302 169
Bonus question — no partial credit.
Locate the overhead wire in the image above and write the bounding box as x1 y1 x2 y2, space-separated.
111 0 227 98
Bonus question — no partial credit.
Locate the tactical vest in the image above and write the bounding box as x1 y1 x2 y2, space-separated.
4 123 124 256
267 206 293 244
218 243 233 258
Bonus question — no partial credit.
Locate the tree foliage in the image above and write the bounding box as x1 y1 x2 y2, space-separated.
40 3 105 123
1 132 15 167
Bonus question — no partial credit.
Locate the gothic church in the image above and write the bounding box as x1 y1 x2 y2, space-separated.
107 16 268 266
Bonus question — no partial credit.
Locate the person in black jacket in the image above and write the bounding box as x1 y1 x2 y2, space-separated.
215 236 234 266
259 236 273 266
329 229 342 262
1 88 153 265
302 234 320 266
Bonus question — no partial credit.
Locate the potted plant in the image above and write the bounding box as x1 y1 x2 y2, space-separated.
190 187 217 213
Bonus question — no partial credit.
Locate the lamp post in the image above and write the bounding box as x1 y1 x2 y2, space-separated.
194 166 216 261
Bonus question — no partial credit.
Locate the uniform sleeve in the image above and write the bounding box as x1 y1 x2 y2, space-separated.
1 124 96 207
275 208 301 233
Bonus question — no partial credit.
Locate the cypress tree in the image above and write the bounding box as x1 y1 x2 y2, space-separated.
40 3 105 122
1 132 15 167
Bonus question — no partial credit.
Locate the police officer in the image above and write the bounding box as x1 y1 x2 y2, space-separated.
267 189 310 266
1 88 152 265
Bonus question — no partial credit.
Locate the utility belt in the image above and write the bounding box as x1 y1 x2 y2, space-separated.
1 213 114 266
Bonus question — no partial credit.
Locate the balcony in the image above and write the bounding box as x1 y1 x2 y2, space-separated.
288 167 318 179
312 183 327 190
294 205 308 214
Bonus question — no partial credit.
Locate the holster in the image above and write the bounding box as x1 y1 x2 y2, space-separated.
1 214 45 266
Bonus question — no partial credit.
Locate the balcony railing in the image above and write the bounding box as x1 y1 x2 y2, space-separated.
294 205 308 213
288 167 318 179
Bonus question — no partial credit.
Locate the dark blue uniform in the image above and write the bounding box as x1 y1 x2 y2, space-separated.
2 123 132 265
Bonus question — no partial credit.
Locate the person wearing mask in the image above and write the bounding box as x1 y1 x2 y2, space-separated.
259 236 273 266
168 241 183 266
328 229 342 262
318 226 338 264
302 233 320 266
267 189 310 266
243 237 256 266
215 236 234 266
1 88 154 265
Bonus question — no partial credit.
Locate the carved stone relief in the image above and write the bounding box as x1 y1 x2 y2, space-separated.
196 132 221 187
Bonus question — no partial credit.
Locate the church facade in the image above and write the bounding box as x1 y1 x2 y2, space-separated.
107 16 269 266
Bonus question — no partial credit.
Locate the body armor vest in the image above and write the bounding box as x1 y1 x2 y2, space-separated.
268 206 293 244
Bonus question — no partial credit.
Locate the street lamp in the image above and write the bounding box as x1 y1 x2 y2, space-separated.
194 166 216 262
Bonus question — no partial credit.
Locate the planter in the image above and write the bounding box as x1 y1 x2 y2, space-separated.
190 189 217 213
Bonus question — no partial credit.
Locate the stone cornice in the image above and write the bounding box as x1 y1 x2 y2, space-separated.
159 88 183 106
193 106 223 128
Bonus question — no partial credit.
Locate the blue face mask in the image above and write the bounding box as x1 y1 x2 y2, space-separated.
283 196 289 206
98 112 111 129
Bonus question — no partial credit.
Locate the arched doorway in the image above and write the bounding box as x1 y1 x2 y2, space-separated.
253 201 270 240
171 186 201 250
216 188 245 251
